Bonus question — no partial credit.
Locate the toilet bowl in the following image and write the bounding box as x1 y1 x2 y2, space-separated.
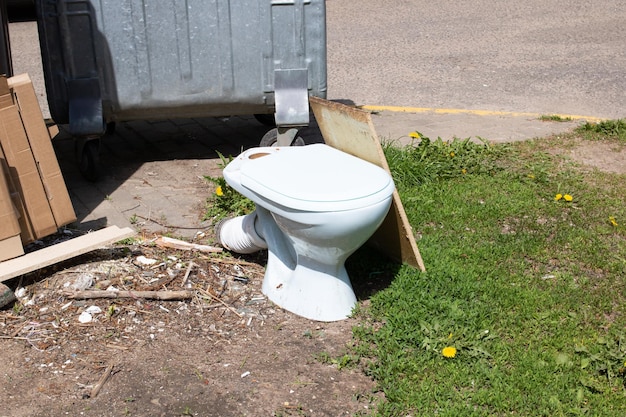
217 144 395 321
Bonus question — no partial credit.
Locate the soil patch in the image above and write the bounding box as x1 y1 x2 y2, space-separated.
1 242 381 416
567 141 626 174
546 137 626 175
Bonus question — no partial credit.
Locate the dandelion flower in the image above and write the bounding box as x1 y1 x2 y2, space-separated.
408 131 420 139
564 194 573 202
442 346 457 358
609 216 618 227
449 151 455 157
215 186 224 197
555 193 563 201
461 168 467 175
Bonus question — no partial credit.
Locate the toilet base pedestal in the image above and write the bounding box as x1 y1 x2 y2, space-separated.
262 254 357 322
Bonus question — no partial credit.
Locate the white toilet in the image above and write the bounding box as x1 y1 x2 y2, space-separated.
217 143 395 322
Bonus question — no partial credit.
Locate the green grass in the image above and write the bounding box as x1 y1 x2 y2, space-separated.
203 152 255 222
577 119 626 142
351 126 626 416
539 114 573 122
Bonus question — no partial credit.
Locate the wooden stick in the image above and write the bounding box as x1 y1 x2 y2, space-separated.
64 290 193 300
197 288 243 317
154 236 222 253
182 261 194 286
91 364 114 398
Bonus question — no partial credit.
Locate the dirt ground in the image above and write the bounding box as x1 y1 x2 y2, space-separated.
1 238 387 417
1 139 624 417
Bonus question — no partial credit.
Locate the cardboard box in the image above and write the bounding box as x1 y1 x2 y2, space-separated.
0 145 35 243
8 74 76 228
0 147 24 261
0 75 76 245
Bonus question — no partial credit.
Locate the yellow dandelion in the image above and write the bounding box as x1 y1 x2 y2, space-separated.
461 168 467 175
564 194 573 202
555 193 563 201
609 216 618 227
408 131 421 139
450 151 455 157
442 346 457 358
215 186 224 197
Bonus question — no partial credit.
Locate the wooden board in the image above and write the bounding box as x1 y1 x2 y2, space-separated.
0 226 136 282
309 96 425 271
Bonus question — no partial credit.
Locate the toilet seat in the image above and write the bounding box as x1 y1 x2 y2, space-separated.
239 144 394 212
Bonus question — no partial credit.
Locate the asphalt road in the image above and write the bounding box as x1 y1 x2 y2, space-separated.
7 1 626 121
325 0 626 119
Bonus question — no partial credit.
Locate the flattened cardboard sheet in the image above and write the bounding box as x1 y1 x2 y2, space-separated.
309 96 425 271
0 103 57 241
8 74 76 227
0 148 23 261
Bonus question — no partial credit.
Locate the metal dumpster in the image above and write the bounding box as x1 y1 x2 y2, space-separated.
35 0 327 177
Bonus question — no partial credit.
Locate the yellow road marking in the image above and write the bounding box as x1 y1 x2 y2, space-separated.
360 105 607 123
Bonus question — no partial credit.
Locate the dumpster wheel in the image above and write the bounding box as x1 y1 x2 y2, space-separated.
260 128 305 147
76 138 102 182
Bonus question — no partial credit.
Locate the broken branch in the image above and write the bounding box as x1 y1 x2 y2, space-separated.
90 363 114 398
64 289 193 300
154 236 222 253
196 288 243 317
182 261 194 286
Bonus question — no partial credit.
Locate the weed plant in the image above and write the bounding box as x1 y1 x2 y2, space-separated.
539 114 573 122
203 153 255 222
353 129 626 416
578 119 626 142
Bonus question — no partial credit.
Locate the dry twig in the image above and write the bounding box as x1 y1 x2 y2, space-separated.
91 364 115 398
196 288 243 317
154 236 222 253
64 290 193 300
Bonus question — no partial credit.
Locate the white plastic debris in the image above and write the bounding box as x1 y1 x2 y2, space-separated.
71 273 94 290
15 287 27 298
85 305 102 314
78 312 93 323
136 255 158 266
241 371 251 378
78 306 102 323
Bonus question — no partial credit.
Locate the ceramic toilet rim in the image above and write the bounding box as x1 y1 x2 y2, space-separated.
224 144 395 212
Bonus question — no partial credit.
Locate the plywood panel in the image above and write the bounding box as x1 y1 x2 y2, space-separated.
0 226 136 282
309 97 425 271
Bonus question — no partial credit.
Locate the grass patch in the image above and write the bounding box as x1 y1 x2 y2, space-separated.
539 114 573 122
577 119 626 142
203 153 254 222
353 127 626 416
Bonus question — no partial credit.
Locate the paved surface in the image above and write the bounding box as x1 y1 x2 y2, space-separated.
325 0 626 120
6 1 624 239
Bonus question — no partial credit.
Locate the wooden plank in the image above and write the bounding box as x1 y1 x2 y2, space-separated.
0 226 136 282
309 96 425 271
